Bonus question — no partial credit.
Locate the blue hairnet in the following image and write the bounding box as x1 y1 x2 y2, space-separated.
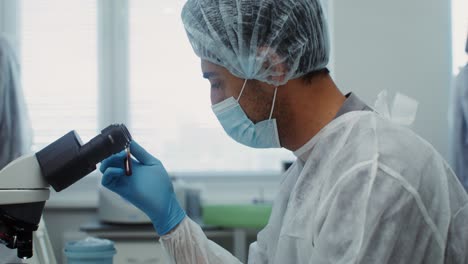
0 35 32 169
181 0 330 86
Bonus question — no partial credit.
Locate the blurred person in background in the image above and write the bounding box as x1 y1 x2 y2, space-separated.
450 32 468 192
0 34 32 263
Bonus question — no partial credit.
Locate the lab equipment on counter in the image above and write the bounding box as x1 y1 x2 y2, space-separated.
202 204 272 229
98 176 202 224
65 237 116 264
0 124 132 259
98 186 150 224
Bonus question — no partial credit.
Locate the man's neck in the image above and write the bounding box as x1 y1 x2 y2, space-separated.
277 75 346 151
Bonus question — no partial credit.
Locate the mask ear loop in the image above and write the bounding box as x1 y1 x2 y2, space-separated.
269 87 278 120
237 79 249 102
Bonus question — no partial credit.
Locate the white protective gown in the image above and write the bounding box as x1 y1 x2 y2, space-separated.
161 110 468 263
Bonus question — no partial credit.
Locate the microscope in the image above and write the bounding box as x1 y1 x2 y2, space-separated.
0 124 132 259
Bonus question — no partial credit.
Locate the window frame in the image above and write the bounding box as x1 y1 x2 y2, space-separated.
9 0 129 133
97 0 130 129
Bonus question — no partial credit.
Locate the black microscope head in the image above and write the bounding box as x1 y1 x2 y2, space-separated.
36 124 132 192
0 124 132 260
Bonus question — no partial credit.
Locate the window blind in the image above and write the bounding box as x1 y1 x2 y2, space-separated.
20 0 98 150
129 0 294 172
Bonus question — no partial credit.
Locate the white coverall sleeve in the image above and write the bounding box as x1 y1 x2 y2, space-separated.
311 164 445 263
445 202 468 263
160 217 243 264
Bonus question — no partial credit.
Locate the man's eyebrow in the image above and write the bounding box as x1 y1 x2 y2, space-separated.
203 72 219 79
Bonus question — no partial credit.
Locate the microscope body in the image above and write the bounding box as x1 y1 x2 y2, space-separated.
0 124 131 259
0 154 50 204
0 154 49 259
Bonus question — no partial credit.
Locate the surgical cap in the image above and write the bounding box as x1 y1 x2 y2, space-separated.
181 0 330 86
0 35 32 169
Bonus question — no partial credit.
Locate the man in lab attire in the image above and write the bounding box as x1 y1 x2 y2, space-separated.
450 33 468 192
101 0 468 263
0 35 32 263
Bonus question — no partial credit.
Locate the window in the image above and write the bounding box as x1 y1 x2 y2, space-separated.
452 0 468 75
129 0 294 172
16 0 294 173
20 0 98 151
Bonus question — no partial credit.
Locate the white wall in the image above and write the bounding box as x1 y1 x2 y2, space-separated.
332 0 452 159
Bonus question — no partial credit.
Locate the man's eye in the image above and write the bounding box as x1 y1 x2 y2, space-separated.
211 82 221 89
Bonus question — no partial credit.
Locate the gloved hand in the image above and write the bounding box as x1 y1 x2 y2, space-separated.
100 141 186 235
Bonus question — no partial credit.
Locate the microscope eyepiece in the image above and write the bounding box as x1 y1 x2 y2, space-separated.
36 124 132 192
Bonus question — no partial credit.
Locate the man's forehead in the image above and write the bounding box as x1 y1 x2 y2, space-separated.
201 60 221 71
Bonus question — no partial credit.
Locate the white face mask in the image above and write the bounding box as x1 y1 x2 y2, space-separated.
211 80 281 148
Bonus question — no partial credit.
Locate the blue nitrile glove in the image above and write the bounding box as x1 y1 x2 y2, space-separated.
100 141 186 235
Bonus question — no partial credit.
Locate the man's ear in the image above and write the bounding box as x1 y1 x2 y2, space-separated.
257 47 287 85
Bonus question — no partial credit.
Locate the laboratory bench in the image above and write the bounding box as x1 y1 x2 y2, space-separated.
43 174 276 263
81 219 258 263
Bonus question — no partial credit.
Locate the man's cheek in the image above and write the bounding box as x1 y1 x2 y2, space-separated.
210 89 226 105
